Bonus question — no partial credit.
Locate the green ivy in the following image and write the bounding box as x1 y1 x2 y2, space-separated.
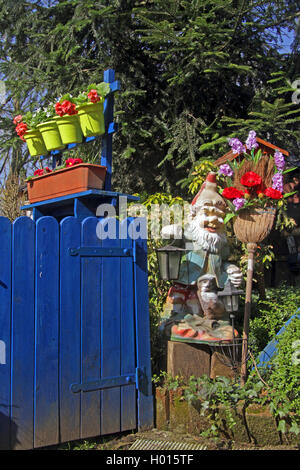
249 285 300 357
262 317 300 436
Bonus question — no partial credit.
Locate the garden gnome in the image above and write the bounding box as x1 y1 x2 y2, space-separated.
161 172 243 342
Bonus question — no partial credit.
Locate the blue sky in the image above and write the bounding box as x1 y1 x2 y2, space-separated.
276 27 296 54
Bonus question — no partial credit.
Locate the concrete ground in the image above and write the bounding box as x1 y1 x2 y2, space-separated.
53 427 300 451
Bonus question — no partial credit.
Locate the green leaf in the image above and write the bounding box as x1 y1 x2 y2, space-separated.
282 167 298 175
277 420 286 433
283 191 296 198
223 212 235 224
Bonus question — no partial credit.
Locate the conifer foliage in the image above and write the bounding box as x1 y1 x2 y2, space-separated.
0 0 298 194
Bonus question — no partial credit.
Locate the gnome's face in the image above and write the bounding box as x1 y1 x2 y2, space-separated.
192 188 226 233
196 199 225 233
186 172 228 253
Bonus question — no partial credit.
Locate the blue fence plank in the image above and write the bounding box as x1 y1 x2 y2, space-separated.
34 217 59 448
0 217 12 449
11 216 35 449
133 225 154 431
100 217 121 435
60 217 81 443
80 217 101 438
120 219 136 431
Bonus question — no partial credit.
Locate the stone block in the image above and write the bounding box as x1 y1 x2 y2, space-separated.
210 351 239 379
167 340 211 381
155 388 169 430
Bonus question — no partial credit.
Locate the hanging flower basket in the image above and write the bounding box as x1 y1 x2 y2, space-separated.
24 129 48 157
233 207 276 244
54 114 83 145
27 163 107 203
77 102 105 137
37 120 65 152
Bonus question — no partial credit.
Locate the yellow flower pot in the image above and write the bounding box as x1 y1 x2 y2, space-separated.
77 102 105 137
24 129 48 157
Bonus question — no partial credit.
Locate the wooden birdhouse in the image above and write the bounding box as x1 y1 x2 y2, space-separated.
214 137 289 192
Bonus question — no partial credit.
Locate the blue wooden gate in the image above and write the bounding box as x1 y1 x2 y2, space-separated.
0 215 153 449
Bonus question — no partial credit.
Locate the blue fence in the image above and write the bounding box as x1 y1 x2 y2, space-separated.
0 215 153 449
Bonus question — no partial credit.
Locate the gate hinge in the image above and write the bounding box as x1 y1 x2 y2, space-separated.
70 373 136 393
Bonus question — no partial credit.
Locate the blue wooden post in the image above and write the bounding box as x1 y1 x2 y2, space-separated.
102 69 115 191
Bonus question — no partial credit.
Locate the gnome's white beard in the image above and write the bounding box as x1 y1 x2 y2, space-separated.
185 215 227 254
196 228 227 253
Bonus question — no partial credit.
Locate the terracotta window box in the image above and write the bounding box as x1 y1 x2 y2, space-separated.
27 163 107 203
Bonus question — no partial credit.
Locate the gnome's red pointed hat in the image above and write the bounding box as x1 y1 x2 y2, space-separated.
191 172 226 212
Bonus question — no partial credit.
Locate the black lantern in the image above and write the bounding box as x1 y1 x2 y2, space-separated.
218 281 243 313
156 245 187 281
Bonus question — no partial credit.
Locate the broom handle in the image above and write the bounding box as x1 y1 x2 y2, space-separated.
241 242 257 385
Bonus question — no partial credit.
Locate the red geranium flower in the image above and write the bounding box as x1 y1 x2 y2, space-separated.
65 157 83 167
34 169 44 176
33 167 52 177
240 171 262 187
61 100 72 115
222 187 244 199
61 100 78 115
88 89 101 103
56 100 78 116
15 122 28 138
13 115 23 125
263 187 283 199
55 102 64 117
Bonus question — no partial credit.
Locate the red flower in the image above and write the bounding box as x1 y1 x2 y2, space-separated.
263 187 283 199
15 122 28 138
55 102 64 117
56 100 78 116
33 167 53 177
61 100 78 115
65 157 83 167
222 187 244 199
88 89 101 103
34 169 44 176
240 171 262 187
13 115 23 125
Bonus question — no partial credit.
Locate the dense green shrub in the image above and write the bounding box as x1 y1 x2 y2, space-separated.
249 284 300 357
263 316 300 435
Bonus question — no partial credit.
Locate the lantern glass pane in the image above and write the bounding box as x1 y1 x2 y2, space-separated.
224 296 233 312
168 252 182 279
232 295 239 311
157 252 169 280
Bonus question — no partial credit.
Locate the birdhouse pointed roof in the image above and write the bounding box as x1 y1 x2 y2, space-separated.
214 137 289 167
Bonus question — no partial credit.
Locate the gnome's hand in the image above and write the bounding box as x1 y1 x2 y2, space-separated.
226 264 243 287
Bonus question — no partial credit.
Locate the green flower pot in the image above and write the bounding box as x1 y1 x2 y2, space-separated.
54 114 83 145
77 102 105 137
24 129 48 157
37 120 65 152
